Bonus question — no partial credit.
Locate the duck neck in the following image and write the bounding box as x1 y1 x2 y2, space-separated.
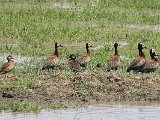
154 58 158 61
8 60 14 63
114 46 118 55
54 47 59 57
138 48 141 56
86 47 90 55
139 49 145 58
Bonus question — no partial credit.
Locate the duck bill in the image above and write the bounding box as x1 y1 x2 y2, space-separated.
10 58 14 61
58 44 63 47
89 45 93 47
143 45 147 49
118 44 121 47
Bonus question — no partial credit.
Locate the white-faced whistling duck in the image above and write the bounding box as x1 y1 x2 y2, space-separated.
68 54 81 72
96 63 106 73
78 43 92 67
127 43 146 72
42 42 63 70
107 42 121 72
140 49 159 73
0 55 16 74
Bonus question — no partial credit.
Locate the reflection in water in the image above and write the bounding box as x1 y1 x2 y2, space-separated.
0 103 160 120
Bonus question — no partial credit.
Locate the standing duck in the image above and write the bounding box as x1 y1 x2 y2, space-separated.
42 42 63 70
140 49 159 73
78 43 92 67
0 55 15 74
107 42 121 72
68 54 81 72
127 43 146 72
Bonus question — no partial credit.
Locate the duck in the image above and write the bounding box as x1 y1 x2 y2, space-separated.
127 43 146 72
77 43 92 67
140 49 159 73
95 63 106 74
107 42 121 72
42 42 63 70
68 54 81 72
0 55 16 74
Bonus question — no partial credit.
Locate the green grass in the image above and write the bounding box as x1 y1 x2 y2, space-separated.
0 100 40 112
0 0 160 112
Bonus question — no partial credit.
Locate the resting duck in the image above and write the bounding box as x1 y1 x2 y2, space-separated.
140 49 159 73
68 54 81 72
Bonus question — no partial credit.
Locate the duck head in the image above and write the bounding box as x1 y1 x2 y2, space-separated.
7 55 14 61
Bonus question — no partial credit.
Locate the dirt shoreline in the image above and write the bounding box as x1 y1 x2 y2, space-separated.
0 71 160 112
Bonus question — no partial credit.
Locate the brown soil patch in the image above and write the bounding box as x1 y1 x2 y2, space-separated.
0 73 160 105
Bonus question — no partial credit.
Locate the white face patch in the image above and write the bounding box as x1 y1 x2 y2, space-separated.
142 44 146 48
152 49 155 53
10 58 14 61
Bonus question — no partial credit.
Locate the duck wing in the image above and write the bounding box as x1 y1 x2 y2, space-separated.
69 60 81 72
42 56 59 70
141 60 159 72
130 57 145 68
0 63 10 72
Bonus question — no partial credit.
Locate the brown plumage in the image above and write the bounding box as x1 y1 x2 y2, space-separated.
42 42 63 70
78 43 92 67
95 64 106 73
140 49 159 73
0 55 15 74
107 42 121 72
127 43 146 72
68 54 81 72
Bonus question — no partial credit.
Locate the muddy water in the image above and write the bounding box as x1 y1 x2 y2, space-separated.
0 103 160 120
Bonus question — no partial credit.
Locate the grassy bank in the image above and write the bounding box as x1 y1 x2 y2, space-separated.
0 0 160 112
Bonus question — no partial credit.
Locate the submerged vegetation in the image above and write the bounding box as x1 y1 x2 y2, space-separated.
0 0 160 112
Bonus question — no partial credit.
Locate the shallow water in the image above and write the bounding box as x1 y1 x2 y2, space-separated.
49 0 100 10
0 54 33 64
127 24 160 32
0 44 18 48
0 103 160 120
